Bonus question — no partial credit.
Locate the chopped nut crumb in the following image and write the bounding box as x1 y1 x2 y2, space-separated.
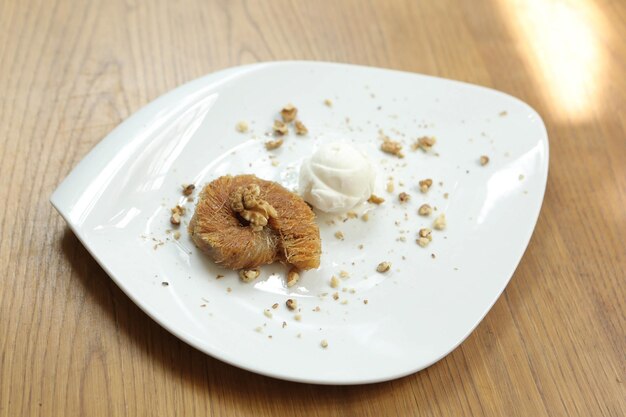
361 212 370 222
294 314 302 321
272 120 288 135
418 204 432 216
339 270 350 279
346 211 358 219
161 281 169 286
263 309 273 318
499 110 508 117
480 155 490 166
443 193 449 199
334 231 345 240
320 339 329 348
216 274 224 279
280 104 297 123
340 299 348 305
286 299 297 311
381 137 404 158
287 268 299 287
368 194 385 204
386 180 395 193
182 183 196 196
235 121 249 133
398 192 410 203
433 214 446 230
330 276 340 288
419 178 433 193
173 231 181 240
349 288 356 294
376 261 391 273
226 287 232 293
364 299 369 304
239 268 261 282
170 205 186 225
332 292 339 300
272 303 279 309
412 136 436 152
230 184 277 231
294 120 308 135
265 137 284 150
417 228 433 247
323 99 333 107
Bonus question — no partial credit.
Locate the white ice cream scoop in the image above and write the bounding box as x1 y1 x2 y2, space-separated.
298 141 376 213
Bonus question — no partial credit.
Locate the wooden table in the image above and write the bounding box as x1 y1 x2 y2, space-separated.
1 0 624 415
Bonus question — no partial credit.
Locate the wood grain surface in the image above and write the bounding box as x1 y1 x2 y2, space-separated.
1 0 625 415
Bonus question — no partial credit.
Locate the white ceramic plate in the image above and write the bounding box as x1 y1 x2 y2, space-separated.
51 62 548 384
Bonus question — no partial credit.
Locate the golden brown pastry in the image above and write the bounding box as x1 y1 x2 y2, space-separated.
188 175 321 271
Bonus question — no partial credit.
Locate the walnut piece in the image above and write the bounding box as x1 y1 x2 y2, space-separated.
376 261 391 273
294 120 308 135
433 214 447 230
182 183 195 196
419 178 433 193
273 120 288 135
398 192 410 203
287 268 299 287
418 204 432 216
230 184 278 232
265 138 284 150
412 136 436 152
281 104 298 123
381 137 404 158
170 205 186 225
286 299 297 311
368 194 385 204
239 268 261 282
417 228 432 247
480 155 490 166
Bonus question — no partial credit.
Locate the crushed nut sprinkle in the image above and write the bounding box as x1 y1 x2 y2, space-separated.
280 104 298 123
263 309 273 318
381 137 404 158
332 292 339 300
272 303 279 309
376 261 391 273
287 268 299 287
273 120 288 135
368 194 385 204
170 205 186 225
419 178 433 193
230 184 278 231
412 136 436 152
294 314 302 321
320 339 329 348
339 270 350 279
182 184 195 196
286 299 297 311
239 268 261 282
361 212 370 222
265 137 284 150
417 228 433 247
330 276 340 288
334 231 345 240
433 213 447 230
398 192 410 203
418 204 432 216
173 231 181 240
294 120 308 135
324 99 333 107
386 180 395 193
480 155 490 166
235 121 249 133
346 211 358 219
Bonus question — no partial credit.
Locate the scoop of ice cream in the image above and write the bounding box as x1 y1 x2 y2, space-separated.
298 141 376 213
